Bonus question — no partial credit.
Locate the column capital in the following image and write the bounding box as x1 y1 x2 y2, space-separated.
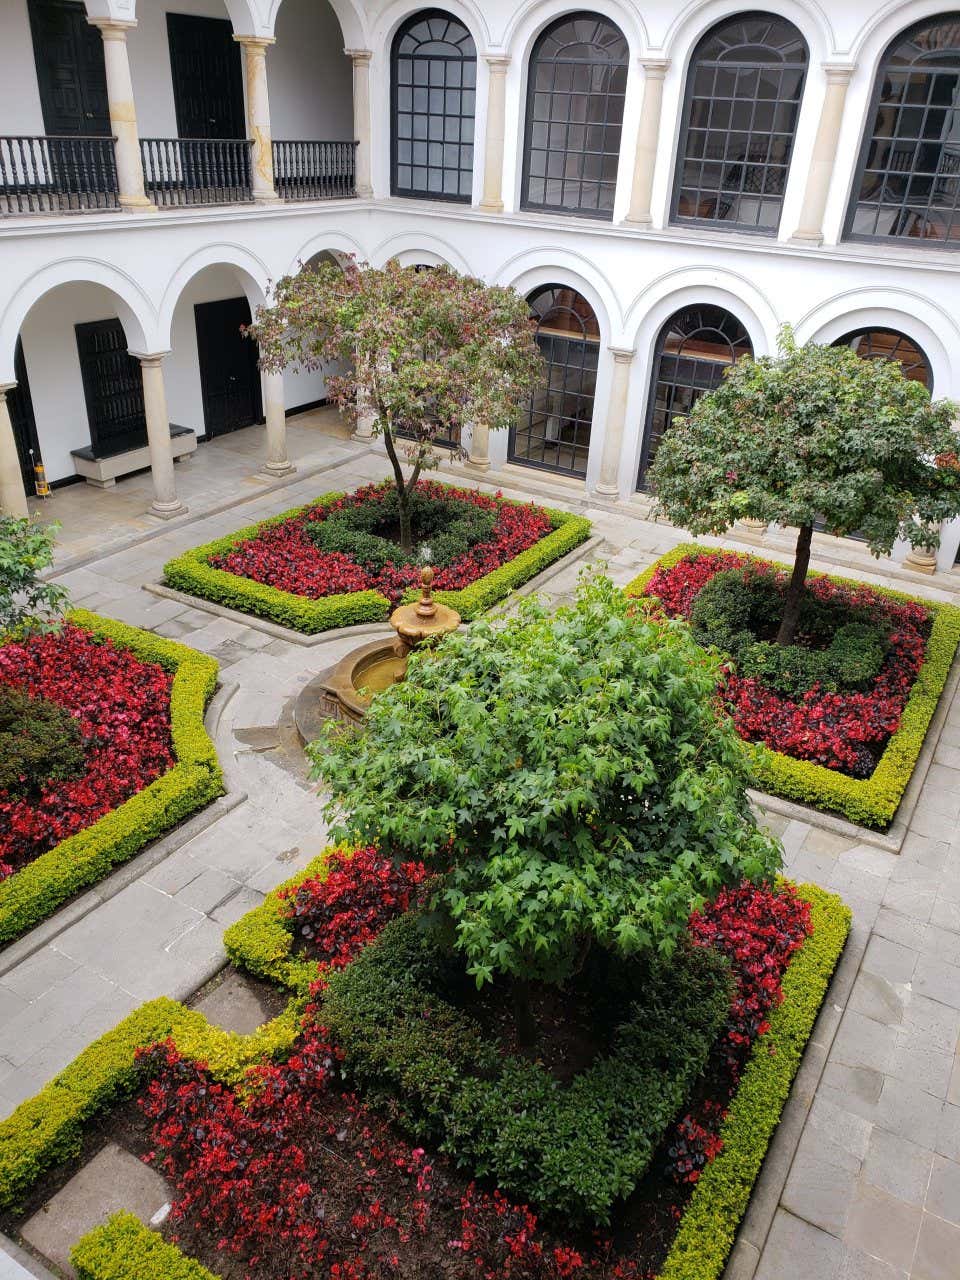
233 34 275 50
821 61 856 84
483 54 511 70
0 383 14 397
639 56 670 78
88 18 136 39
345 48 373 65
608 346 636 364
129 350 170 367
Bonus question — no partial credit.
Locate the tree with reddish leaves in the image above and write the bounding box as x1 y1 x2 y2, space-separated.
247 257 544 553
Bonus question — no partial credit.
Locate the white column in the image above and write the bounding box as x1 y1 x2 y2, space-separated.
346 49 374 197
89 20 154 211
352 356 377 440
262 370 295 475
0 386 28 518
235 36 279 203
136 355 186 520
594 348 635 497
790 64 855 244
623 58 669 228
479 56 510 212
466 421 490 469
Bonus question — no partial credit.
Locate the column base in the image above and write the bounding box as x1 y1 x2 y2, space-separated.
262 460 297 478
735 518 767 543
789 230 824 246
593 482 621 499
903 547 937 575
253 192 282 205
149 499 187 521
464 457 491 472
354 185 374 199
621 215 653 229
351 430 376 443
120 195 158 213
477 199 503 213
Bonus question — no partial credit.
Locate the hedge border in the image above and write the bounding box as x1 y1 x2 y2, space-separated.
626 544 960 829
162 485 592 633
0 611 223 945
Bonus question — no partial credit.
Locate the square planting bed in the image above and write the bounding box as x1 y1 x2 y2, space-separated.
0 612 221 945
627 545 960 831
162 480 592 634
0 846 849 1280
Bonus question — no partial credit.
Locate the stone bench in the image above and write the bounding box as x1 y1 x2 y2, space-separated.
71 424 197 488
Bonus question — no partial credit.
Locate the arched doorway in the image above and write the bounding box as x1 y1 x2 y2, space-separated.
637 304 752 489
510 284 600 477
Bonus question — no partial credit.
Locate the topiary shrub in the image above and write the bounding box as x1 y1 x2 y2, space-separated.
0 686 84 799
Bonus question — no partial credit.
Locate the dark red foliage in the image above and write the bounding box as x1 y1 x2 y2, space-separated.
210 481 553 605
0 625 174 878
141 851 812 1276
641 552 930 775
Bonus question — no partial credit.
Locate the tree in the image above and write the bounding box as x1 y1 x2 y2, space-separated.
310 573 781 999
649 328 960 645
248 257 544 552
0 517 68 636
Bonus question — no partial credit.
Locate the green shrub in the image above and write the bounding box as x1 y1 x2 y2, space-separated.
0 686 84 798
73 1212 218 1280
0 612 222 944
322 911 732 1223
689 564 783 659
738 622 888 698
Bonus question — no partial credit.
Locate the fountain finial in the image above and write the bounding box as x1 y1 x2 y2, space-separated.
416 564 437 619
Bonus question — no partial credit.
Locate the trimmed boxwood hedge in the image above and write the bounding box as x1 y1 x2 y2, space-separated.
162 487 591 633
0 611 223 946
627 544 960 830
2 849 849 1280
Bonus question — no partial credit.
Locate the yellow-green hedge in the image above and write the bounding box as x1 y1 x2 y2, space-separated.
0 612 223 945
163 487 591 633
73 1212 217 1280
626 544 960 829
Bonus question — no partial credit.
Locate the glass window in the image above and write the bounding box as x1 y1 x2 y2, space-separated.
510 285 600 477
522 14 629 218
637 305 752 488
834 327 933 388
846 15 960 245
391 10 476 201
672 13 808 233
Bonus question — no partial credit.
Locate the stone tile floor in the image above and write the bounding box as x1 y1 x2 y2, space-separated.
1 421 959 1279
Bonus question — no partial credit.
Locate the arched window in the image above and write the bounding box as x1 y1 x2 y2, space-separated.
522 14 629 218
637 305 752 489
834 327 933 389
391 10 476 201
847 16 960 245
510 285 600 476
673 13 808 233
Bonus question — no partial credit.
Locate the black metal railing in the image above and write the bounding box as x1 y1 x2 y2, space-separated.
140 137 253 206
272 140 357 201
0 135 119 214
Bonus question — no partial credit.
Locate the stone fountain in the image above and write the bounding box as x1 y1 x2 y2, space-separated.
295 566 461 736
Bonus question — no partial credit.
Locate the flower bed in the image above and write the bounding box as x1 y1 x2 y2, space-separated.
0 612 222 944
0 847 847 1280
162 482 592 634
628 546 960 829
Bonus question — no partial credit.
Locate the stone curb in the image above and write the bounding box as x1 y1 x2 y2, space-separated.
46 443 376 579
0 1233 57 1279
723 912 871 1279
142 534 605 642
0 684 246 978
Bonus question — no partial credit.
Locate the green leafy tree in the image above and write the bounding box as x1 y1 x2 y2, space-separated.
248 257 544 552
311 573 780 999
650 328 960 645
0 517 68 636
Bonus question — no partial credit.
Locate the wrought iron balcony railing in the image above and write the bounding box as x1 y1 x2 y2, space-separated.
272 139 357 201
0 135 119 215
140 137 253 207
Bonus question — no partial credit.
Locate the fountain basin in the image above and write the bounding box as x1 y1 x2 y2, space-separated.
296 638 408 737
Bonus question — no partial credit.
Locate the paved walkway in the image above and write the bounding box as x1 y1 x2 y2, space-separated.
0 424 959 1279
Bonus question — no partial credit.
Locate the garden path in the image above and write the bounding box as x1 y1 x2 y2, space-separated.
0 425 959 1280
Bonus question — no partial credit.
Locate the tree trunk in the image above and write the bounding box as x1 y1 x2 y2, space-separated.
512 978 536 1049
380 426 413 552
776 523 814 646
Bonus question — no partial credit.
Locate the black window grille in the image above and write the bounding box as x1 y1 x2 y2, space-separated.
672 12 808 233
834 327 933 389
510 285 600 477
391 10 476 201
637 305 752 489
522 13 629 218
846 16 960 246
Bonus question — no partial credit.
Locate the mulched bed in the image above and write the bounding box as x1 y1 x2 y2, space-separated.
0 625 174 879
638 550 931 777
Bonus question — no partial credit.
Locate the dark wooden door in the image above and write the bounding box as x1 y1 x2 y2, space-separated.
8 340 42 491
75 319 147 458
194 297 263 439
167 14 245 140
28 0 111 136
